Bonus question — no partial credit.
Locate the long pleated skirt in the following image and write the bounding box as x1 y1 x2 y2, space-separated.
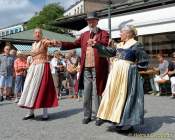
97 59 144 126
18 63 58 109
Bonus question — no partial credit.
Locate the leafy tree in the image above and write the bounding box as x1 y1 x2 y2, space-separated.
26 3 64 33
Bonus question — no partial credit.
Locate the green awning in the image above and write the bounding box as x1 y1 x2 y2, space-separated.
3 29 75 42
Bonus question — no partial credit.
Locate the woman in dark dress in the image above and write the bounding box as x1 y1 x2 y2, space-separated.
93 25 149 131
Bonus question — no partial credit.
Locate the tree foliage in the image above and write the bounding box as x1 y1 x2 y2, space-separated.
26 3 64 33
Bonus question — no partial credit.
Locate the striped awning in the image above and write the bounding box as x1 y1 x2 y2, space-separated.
14 44 60 54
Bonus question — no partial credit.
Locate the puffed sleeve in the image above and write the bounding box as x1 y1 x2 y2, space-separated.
93 44 116 58
132 42 149 70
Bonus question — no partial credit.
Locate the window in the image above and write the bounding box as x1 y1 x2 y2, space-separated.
10 29 14 34
15 28 18 33
139 32 175 65
74 9 76 15
18 28 21 32
81 5 83 13
6 30 9 35
2 32 5 36
77 7 79 14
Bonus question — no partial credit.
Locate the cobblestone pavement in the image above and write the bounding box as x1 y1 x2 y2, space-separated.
0 94 175 140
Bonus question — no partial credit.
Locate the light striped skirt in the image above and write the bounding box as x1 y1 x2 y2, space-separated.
97 59 133 123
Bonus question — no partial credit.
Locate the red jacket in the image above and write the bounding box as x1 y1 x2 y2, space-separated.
61 29 109 96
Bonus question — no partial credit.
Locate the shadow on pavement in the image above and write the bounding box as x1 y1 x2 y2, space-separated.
35 108 83 121
106 116 175 136
0 102 13 106
135 116 175 133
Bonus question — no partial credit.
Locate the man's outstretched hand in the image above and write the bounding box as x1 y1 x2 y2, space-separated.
55 40 62 47
41 39 62 47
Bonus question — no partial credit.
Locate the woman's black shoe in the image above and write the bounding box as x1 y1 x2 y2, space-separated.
95 118 104 126
22 114 35 120
116 126 134 133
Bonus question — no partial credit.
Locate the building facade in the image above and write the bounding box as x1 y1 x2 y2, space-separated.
53 0 175 64
73 0 175 64
64 0 107 16
0 23 25 37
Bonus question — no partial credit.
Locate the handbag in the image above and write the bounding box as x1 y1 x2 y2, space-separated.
67 64 77 74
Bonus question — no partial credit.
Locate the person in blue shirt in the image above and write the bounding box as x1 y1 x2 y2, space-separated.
0 45 15 101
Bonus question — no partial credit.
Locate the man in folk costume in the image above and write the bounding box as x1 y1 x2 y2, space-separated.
18 28 58 120
56 12 109 125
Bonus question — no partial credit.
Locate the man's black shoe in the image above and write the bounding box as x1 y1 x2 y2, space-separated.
6 96 11 100
107 125 122 132
0 96 4 102
95 118 104 126
82 118 91 124
41 117 49 121
22 114 35 120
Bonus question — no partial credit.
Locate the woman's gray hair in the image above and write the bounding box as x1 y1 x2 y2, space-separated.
34 27 43 35
121 25 137 37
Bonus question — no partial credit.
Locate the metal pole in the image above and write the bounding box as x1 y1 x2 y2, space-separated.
108 0 112 38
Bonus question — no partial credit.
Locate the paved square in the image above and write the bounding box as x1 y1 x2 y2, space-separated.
0 95 175 140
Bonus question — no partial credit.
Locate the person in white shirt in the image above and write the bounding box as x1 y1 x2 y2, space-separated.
153 54 169 96
50 51 63 97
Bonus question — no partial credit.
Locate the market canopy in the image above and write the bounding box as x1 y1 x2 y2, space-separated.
52 0 173 30
52 0 128 30
1 29 75 43
85 0 127 3
0 29 75 54
77 2 175 38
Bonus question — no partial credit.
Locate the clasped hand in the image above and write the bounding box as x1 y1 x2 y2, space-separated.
87 39 96 47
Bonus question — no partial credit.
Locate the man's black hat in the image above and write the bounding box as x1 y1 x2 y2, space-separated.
86 12 99 20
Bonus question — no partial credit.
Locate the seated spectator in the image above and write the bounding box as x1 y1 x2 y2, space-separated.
168 52 175 99
139 66 158 94
153 54 169 96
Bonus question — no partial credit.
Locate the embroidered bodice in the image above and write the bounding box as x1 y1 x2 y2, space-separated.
31 41 48 64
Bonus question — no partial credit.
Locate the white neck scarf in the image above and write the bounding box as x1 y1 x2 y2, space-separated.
117 38 137 49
